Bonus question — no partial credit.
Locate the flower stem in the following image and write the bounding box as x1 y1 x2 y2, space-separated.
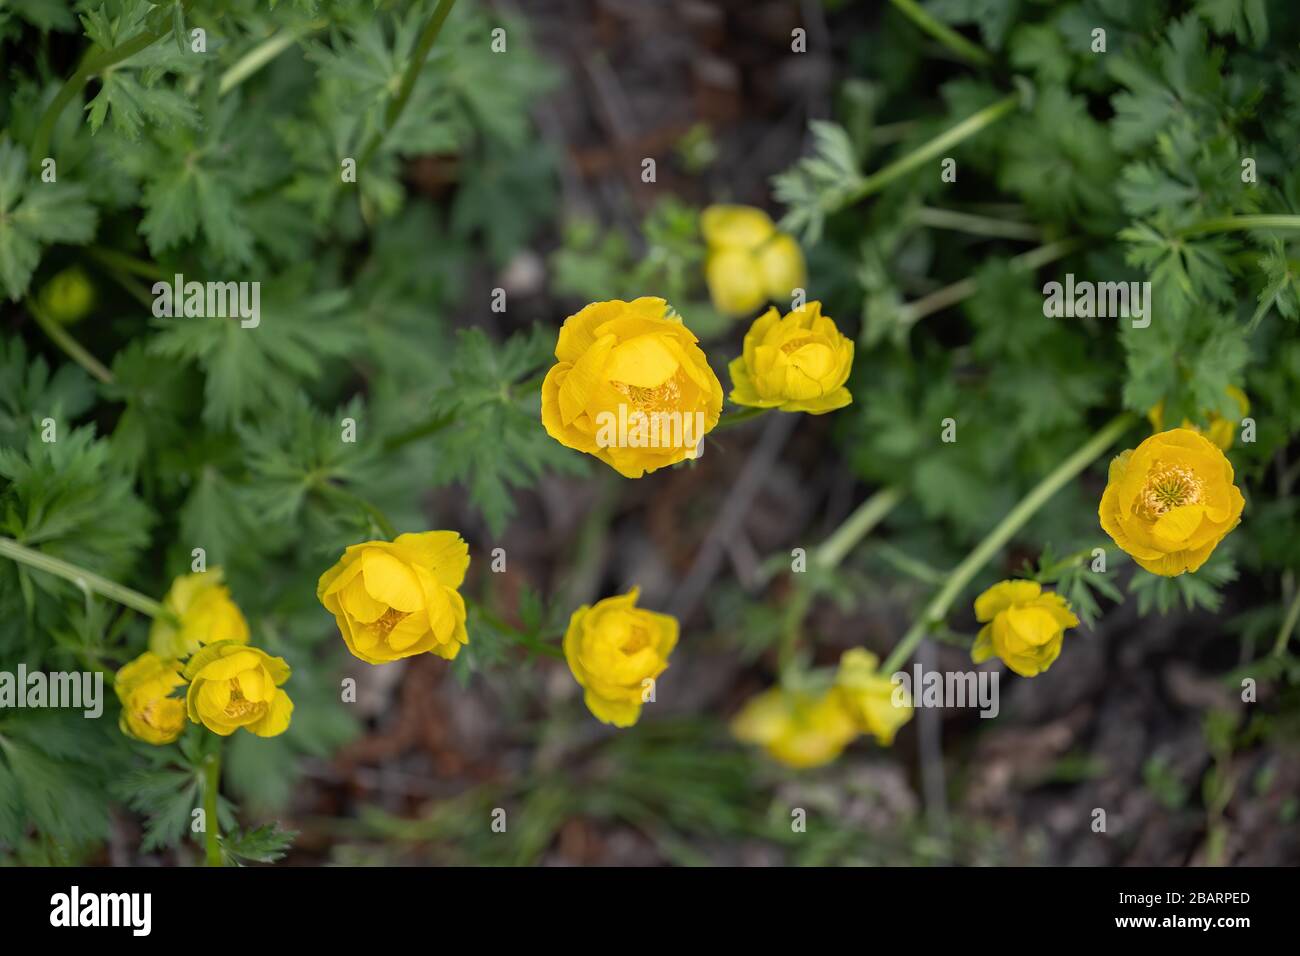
1179 215 1300 238
218 19 328 95
1272 585 1300 658
314 481 399 539
383 412 455 453
915 205 1042 241
880 412 1137 675
839 92 1020 212
888 0 993 66
357 0 458 170
25 297 114 385
202 749 222 867
0 536 165 618
30 2 192 167
713 406 772 431
816 485 906 569
899 237 1083 326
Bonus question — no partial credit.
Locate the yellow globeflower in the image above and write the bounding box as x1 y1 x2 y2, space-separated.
834 648 911 745
731 686 857 769
971 580 1079 678
1099 427 1245 576
701 204 807 317
728 301 853 413
317 531 470 664
540 297 724 478
115 652 187 745
563 587 678 727
148 568 249 660
184 643 292 737
1147 385 1250 451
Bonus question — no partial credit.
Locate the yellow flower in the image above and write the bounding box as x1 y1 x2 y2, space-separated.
184 643 292 737
540 297 724 478
1099 427 1245 576
115 652 187 745
1147 385 1250 451
701 204 806 317
563 587 678 727
971 580 1079 678
148 568 249 660
728 302 854 413
317 531 470 664
730 686 857 769
834 648 911 745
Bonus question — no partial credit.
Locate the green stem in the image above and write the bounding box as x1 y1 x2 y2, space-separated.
880 412 1136 675
30 3 191 167
26 297 114 384
899 237 1083 326
218 19 328 95
383 413 454 452
713 406 772 431
839 93 1020 212
357 0 458 170
889 0 993 66
202 749 222 866
315 481 398 539
1179 215 1300 238
915 206 1042 241
815 486 906 569
0 536 165 618
1272 586 1300 658
85 245 165 280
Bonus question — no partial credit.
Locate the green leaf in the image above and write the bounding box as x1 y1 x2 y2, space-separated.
0 138 97 300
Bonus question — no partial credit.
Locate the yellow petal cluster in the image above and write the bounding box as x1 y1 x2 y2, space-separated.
701 204 806 317
148 568 249 660
317 531 471 664
833 648 912 745
728 302 854 413
1148 385 1249 451
730 686 858 769
115 652 187 745
184 643 293 737
563 587 678 727
971 580 1078 678
1099 427 1245 576
540 298 723 478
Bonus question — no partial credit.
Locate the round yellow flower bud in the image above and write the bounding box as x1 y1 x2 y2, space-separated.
1099 427 1245 576
184 643 292 737
727 302 854 413
317 531 470 664
971 580 1079 678
540 298 723 479
730 686 857 769
834 648 911 745
563 587 678 727
115 652 187 745
1147 385 1250 451
148 569 249 660
37 266 95 325
700 204 807 318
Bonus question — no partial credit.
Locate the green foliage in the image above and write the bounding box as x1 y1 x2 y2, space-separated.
0 0 562 863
